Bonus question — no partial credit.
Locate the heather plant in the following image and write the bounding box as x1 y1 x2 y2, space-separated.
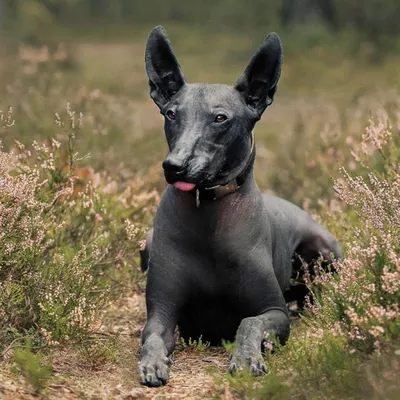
12 339 51 393
310 111 400 353
0 105 155 348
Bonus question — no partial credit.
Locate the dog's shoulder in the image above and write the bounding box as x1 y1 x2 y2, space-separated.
261 192 311 222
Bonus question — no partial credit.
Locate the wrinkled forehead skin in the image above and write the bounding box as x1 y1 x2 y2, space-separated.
168 83 247 113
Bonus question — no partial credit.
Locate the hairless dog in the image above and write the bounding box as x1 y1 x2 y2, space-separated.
138 26 342 387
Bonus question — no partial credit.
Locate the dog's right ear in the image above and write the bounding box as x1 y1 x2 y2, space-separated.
145 26 186 109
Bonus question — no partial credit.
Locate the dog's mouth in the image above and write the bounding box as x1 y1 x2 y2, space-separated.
173 181 196 192
165 170 228 192
170 176 234 192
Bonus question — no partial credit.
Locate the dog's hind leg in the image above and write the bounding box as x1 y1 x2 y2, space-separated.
285 223 343 310
139 228 153 272
284 282 309 310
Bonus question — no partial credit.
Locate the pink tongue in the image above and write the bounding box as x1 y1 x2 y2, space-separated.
173 181 196 191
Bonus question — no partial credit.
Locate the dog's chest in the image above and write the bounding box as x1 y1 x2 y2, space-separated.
178 291 246 344
182 255 271 313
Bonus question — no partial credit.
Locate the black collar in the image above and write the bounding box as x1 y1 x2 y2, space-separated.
188 131 255 207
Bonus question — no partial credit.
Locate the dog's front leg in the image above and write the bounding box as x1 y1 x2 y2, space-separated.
139 314 175 387
227 252 290 376
139 253 182 387
229 309 290 376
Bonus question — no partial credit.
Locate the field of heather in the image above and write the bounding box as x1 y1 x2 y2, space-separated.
0 24 400 399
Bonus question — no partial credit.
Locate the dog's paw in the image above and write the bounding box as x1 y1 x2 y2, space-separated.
139 356 172 387
228 353 268 377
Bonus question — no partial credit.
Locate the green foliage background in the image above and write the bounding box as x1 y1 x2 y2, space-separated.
2 0 400 51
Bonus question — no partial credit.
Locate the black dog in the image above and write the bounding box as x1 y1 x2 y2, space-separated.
138 26 342 387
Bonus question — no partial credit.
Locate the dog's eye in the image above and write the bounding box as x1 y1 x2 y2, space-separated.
166 110 176 120
214 114 227 123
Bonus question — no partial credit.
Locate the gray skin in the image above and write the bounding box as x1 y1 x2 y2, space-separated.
138 26 342 387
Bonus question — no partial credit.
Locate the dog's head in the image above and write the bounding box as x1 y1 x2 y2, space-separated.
145 26 282 190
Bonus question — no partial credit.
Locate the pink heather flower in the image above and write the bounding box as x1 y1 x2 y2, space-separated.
369 326 385 338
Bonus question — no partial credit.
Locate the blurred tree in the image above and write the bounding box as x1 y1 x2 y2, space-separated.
0 0 3 31
316 0 338 29
6 0 54 44
331 0 400 39
1 0 399 49
281 0 338 29
282 0 321 24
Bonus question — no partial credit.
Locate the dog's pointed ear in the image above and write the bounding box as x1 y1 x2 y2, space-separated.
145 26 186 109
234 32 283 117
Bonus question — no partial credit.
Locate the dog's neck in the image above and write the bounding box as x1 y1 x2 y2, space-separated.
187 131 256 208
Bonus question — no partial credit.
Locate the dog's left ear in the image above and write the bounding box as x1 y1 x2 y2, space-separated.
234 32 283 118
145 25 186 109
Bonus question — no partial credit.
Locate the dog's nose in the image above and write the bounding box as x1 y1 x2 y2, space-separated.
162 156 186 174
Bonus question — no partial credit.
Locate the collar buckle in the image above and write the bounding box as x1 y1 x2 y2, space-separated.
212 179 239 199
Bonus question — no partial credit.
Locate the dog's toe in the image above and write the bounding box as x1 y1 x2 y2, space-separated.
146 372 161 387
155 360 169 384
228 355 244 376
141 370 164 387
228 360 238 375
248 357 268 376
139 357 170 387
228 354 268 377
